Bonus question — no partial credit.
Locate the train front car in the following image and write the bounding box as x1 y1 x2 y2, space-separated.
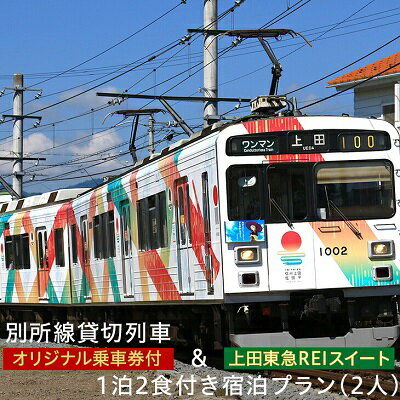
217 115 400 347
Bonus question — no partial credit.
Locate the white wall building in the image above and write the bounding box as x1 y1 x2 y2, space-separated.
328 52 400 132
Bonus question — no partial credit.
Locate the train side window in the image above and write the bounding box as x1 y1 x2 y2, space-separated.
71 224 78 264
177 187 186 246
121 201 131 256
93 211 115 259
36 227 48 269
159 192 168 248
148 195 158 249
185 184 192 244
5 233 30 270
94 215 102 259
80 216 89 264
137 199 149 251
55 228 65 267
5 237 14 269
137 191 168 251
107 210 116 258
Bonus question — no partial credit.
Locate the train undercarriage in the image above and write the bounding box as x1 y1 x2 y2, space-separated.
0 289 398 349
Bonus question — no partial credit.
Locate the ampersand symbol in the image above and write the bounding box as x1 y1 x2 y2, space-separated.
191 348 207 368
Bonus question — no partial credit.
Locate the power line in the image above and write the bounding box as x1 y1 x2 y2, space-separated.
0 6 397 82
23 135 169 184
299 60 400 110
0 0 244 147
218 4 398 92
31 1 187 88
285 33 400 95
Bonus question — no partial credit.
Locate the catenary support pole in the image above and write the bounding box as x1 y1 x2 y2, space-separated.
203 0 218 126
148 114 155 155
12 73 23 197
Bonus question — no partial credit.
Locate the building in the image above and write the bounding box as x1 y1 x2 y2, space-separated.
328 52 400 131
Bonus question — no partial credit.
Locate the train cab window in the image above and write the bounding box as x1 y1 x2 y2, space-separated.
267 165 308 222
71 224 78 264
315 160 395 220
137 191 168 251
55 228 65 267
5 233 30 270
94 211 116 259
227 166 263 221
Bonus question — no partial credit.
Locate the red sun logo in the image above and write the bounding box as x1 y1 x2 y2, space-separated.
281 231 302 251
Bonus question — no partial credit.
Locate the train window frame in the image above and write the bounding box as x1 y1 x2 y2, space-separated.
93 211 116 259
71 224 78 264
314 159 396 221
54 228 65 267
36 227 48 269
226 165 264 221
5 233 31 270
266 163 311 223
137 191 168 251
80 215 89 264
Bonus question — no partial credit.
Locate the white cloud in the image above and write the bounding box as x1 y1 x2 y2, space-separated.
69 127 121 156
24 132 54 154
65 127 128 177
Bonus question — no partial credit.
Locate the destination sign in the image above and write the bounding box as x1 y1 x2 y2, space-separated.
288 132 329 153
226 130 390 156
228 136 279 155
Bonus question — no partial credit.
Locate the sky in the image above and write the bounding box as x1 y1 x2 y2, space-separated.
0 0 398 193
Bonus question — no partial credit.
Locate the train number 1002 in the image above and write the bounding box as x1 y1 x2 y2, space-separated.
320 246 348 256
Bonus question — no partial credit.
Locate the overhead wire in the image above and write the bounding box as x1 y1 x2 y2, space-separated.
10 0 380 187
0 0 247 179
299 59 400 110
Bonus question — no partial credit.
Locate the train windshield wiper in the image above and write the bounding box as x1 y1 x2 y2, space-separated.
328 199 362 240
270 197 294 229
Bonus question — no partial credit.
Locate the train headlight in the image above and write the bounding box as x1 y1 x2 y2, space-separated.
373 243 389 254
368 240 394 259
235 246 260 264
372 265 393 281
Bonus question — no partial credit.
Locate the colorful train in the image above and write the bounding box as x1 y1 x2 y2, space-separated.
1 103 399 348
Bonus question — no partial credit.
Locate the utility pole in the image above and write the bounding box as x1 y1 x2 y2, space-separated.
203 0 218 126
101 108 165 159
148 114 155 155
12 73 23 197
1 73 43 198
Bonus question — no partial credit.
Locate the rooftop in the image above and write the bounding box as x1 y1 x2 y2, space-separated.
328 52 400 86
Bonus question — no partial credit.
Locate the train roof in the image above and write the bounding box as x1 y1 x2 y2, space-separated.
0 188 90 215
2 114 395 212
77 114 398 196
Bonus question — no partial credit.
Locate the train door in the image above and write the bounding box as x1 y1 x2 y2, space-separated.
265 164 317 290
202 172 214 294
80 216 91 298
36 227 48 298
120 200 134 297
175 177 193 294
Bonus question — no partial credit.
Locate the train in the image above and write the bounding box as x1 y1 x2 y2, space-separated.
0 95 399 349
